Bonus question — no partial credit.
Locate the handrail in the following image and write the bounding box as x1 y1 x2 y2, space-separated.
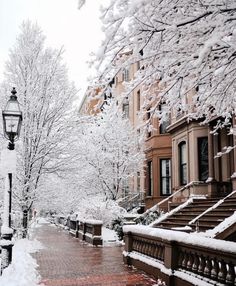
156 181 203 210
141 181 203 217
189 189 236 226
118 193 141 210
117 192 139 203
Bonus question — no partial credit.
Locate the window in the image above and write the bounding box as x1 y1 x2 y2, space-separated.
159 104 170 134
137 171 141 192
147 109 151 137
198 137 209 181
160 159 171 195
137 90 140 111
137 61 140 70
179 141 187 185
123 102 129 118
122 68 130 82
176 95 186 118
147 161 153 196
123 178 129 197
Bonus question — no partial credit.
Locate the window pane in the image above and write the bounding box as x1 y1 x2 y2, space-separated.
159 104 170 134
123 103 129 118
198 137 209 181
181 143 187 163
123 68 130 81
161 159 171 195
137 90 140 111
147 161 153 196
179 142 187 185
137 171 140 191
161 160 166 176
182 164 187 185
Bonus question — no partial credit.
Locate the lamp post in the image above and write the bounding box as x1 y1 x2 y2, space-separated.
2 87 22 150
1 87 22 272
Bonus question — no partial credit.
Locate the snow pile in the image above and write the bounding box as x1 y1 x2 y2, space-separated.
152 280 166 286
102 227 121 246
0 239 43 286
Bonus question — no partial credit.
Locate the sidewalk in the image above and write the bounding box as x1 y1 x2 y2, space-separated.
32 221 157 286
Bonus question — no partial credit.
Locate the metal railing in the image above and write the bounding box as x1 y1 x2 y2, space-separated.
135 181 203 223
118 192 142 211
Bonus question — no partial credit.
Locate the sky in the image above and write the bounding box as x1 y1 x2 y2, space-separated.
0 0 105 103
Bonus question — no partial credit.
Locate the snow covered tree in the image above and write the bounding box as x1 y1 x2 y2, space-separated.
0 21 77 236
74 99 144 201
33 100 142 225
85 0 236 130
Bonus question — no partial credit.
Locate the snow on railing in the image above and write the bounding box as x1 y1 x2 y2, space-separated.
149 197 195 227
135 181 204 224
189 190 236 226
155 181 203 211
118 192 141 211
205 211 236 238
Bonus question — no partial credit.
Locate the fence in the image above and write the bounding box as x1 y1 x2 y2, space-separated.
123 226 236 286
54 215 103 246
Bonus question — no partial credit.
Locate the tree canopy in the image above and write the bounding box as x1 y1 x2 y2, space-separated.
74 100 144 201
0 21 77 213
87 0 236 129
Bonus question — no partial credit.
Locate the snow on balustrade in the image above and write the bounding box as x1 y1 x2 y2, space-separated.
85 219 103 225
123 225 236 253
123 225 236 285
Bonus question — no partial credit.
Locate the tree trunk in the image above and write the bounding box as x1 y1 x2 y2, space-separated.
22 208 28 238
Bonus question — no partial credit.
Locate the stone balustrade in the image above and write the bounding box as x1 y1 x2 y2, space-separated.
69 219 78 238
123 226 236 286
54 215 103 246
83 219 103 246
54 215 68 227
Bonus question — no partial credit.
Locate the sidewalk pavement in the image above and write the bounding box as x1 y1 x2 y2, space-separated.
32 221 158 286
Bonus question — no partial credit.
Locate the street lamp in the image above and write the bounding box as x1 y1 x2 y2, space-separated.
1 87 22 272
2 87 22 150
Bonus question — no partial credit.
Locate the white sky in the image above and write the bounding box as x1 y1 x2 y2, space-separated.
0 0 105 103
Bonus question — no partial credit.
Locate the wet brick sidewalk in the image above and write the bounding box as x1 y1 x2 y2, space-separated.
32 221 157 286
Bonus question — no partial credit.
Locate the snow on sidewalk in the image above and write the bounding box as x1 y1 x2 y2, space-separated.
0 219 121 286
102 226 121 246
0 235 43 286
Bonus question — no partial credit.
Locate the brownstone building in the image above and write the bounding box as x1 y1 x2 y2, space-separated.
80 58 236 213
144 110 172 209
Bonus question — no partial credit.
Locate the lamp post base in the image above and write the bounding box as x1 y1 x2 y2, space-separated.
0 233 14 273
